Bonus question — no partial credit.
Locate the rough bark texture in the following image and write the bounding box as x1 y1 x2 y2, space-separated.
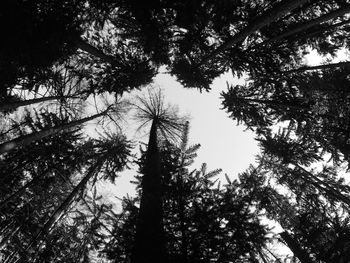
131 120 167 263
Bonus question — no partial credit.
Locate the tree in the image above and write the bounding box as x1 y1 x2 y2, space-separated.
0 104 120 154
104 123 271 263
237 162 350 263
130 89 185 263
222 66 350 164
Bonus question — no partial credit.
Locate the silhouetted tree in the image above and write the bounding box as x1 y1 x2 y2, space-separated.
130 89 185 263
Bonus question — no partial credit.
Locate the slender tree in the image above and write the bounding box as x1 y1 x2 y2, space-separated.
130 89 185 263
0 107 113 154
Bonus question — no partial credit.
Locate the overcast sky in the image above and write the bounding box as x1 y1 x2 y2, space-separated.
97 69 260 205
95 48 349 207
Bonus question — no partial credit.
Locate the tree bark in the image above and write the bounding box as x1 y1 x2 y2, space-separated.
0 95 75 112
253 5 350 48
131 119 167 263
0 108 110 154
74 36 116 64
280 231 314 263
201 0 309 65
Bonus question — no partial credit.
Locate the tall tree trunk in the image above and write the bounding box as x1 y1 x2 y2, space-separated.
201 0 309 65
0 108 110 154
74 36 115 64
40 160 102 235
281 61 350 74
0 226 20 249
19 160 103 262
131 119 167 263
0 177 39 209
296 165 350 207
252 5 350 49
0 169 51 209
0 95 75 112
233 96 309 111
178 176 188 263
279 231 314 263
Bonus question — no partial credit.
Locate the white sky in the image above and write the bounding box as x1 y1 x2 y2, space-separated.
94 48 349 209
96 70 260 205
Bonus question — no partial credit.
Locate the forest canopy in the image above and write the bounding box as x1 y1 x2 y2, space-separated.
1 1 350 262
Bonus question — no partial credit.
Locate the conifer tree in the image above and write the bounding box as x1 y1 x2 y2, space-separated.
130 89 185 263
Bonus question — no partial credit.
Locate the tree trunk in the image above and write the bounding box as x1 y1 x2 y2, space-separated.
178 176 188 263
253 5 350 48
0 95 75 112
131 119 167 263
0 177 39 209
201 0 309 65
74 36 115 64
281 61 350 74
40 161 102 235
280 231 314 263
235 96 309 111
0 226 20 249
19 160 103 261
296 165 350 207
0 108 110 154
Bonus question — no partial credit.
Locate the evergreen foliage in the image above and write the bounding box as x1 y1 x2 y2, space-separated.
1 1 350 262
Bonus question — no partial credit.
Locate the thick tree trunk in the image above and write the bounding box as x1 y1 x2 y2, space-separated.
280 231 314 263
253 5 350 48
201 0 309 64
131 120 166 263
0 95 74 112
281 61 350 74
0 108 110 154
74 36 115 64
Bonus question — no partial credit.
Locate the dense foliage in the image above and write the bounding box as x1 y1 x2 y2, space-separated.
2 1 350 262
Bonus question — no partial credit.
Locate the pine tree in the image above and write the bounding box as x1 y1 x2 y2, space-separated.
130 89 185 263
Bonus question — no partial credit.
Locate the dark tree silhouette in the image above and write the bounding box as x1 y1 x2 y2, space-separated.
104 124 271 263
130 90 185 263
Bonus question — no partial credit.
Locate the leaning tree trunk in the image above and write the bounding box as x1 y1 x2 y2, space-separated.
131 119 167 263
201 0 309 65
0 95 75 112
279 231 314 263
19 160 103 262
251 5 350 49
296 165 350 207
0 108 110 154
0 174 42 209
74 36 115 64
281 61 350 74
